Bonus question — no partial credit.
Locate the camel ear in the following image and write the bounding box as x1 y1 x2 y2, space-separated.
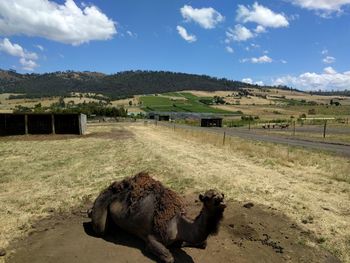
199 194 208 202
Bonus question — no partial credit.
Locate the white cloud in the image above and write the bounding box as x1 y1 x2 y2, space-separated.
321 49 328 55
255 81 264 86
243 55 273 64
242 78 264 85
226 25 254 42
242 78 253 84
126 30 137 38
180 5 224 29
254 25 266 33
20 58 38 71
323 66 337 74
236 2 289 28
35 45 44 51
290 0 350 12
281 59 288 64
323 56 336 64
226 46 234 53
0 38 39 71
0 38 38 60
273 67 350 91
176 26 197 43
0 0 117 45
252 55 272 63
245 43 260 51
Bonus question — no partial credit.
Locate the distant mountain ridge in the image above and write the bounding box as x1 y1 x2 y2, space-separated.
0 69 290 99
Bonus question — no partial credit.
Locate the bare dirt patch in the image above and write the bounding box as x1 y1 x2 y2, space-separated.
7 195 340 263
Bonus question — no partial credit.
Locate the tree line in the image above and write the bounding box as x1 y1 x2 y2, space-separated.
1 69 289 99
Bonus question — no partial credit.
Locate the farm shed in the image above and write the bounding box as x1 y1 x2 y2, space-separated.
201 117 223 127
147 112 170 121
0 113 87 136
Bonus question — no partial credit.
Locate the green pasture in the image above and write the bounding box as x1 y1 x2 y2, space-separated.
140 93 234 114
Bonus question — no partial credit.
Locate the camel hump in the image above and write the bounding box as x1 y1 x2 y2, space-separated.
111 172 185 242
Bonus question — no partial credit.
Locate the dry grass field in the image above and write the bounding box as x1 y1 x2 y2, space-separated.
0 122 349 262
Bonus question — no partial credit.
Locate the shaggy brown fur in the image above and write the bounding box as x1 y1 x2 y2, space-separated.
109 172 185 241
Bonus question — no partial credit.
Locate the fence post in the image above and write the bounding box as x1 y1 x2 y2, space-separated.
51 114 55 134
24 114 28 135
223 131 226 146
248 119 251 131
323 120 327 138
293 121 296 136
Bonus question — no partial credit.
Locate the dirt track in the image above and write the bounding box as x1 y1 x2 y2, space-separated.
7 196 340 263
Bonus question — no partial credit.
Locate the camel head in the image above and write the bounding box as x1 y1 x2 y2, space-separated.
199 189 226 212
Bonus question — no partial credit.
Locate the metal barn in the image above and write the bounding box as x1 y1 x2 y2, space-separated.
200 117 223 127
0 113 87 136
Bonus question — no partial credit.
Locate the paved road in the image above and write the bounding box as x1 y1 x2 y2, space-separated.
157 122 350 158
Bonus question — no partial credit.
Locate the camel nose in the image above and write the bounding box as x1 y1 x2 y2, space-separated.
219 202 227 209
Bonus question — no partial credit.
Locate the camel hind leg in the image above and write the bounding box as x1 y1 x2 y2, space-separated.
90 187 114 236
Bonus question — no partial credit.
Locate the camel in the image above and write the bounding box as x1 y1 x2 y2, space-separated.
88 172 226 263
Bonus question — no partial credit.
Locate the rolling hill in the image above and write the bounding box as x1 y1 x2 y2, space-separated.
0 69 291 99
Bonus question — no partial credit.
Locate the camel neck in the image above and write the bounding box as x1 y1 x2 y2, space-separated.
178 207 214 244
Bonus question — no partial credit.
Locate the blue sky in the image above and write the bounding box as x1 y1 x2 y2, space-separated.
0 0 350 91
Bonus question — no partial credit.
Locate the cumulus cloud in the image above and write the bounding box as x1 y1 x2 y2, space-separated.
323 56 336 64
225 25 254 42
0 38 38 70
273 67 350 91
0 38 38 60
290 0 350 13
236 2 289 28
242 78 253 84
0 0 117 45
242 78 264 85
252 55 273 63
180 5 224 29
242 55 273 64
255 25 266 33
20 58 38 71
226 46 234 53
176 26 197 43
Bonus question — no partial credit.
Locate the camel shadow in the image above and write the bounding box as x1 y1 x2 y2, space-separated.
83 221 194 263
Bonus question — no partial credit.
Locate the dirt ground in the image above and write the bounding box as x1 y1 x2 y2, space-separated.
6 195 340 263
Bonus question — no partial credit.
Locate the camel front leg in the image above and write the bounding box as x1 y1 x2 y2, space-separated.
145 235 174 263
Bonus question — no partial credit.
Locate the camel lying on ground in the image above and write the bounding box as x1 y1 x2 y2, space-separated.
88 172 226 263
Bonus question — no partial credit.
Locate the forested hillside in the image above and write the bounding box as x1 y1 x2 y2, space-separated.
0 69 277 99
